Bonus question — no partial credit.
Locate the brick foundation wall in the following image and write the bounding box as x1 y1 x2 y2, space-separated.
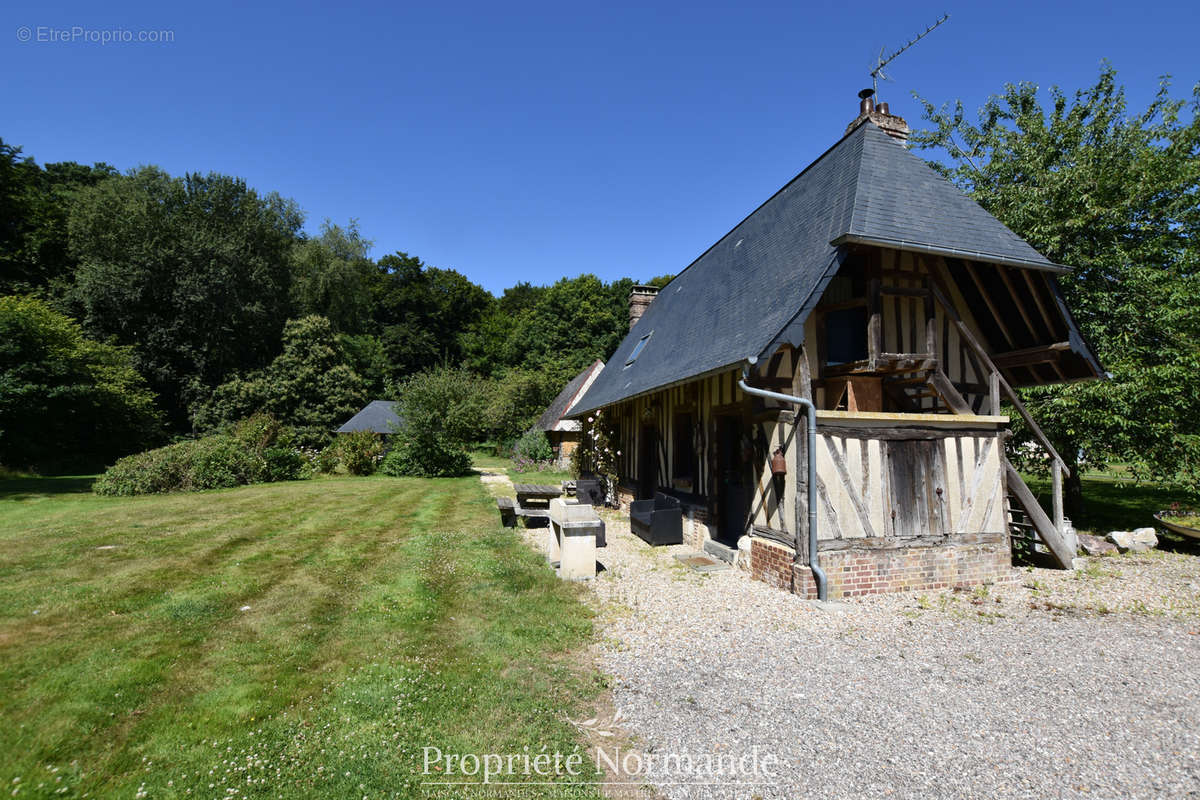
749 533 1013 599
682 507 711 551
615 485 635 512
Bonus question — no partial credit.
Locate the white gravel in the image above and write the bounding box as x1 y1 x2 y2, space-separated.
579 511 1200 800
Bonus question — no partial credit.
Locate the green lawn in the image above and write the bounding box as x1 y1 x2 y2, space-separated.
0 475 603 799
1025 471 1197 544
472 453 573 487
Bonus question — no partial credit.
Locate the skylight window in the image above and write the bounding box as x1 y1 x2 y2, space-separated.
625 332 652 367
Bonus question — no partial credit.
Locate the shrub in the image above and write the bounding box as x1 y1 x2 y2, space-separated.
380 436 471 478
311 444 340 474
94 413 305 495
512 430 553 462
335 431 383 476
383 367 483 478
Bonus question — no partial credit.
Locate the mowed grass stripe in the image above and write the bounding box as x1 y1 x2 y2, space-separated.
0 475 602 799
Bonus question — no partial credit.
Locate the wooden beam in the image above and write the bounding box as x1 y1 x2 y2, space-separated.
879 286 932 298
1052 460 1065 534
997 265 1041 343
1022 268 1061 340
929 281 1070 474
991 342 1071 370
963 260 1017 349
929 369 973 415
814 297 868 314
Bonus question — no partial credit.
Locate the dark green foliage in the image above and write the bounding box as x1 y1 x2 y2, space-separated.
483 367 566 443
512 430 553 462
338 333 390 397
462 274 636 378
915 64 1200 504
334 431 383 476
193 315 366 440
289 221 375 333
93 413 305 495
67 167 304 427
0 138 118 296
383 366 482 477
371 252 492 379
0 296 163 472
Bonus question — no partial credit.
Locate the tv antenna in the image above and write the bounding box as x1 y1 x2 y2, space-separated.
869 14 949 97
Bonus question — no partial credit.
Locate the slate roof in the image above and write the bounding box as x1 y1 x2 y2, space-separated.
533 360 604 433
336 400 403 434
569 120 1084 417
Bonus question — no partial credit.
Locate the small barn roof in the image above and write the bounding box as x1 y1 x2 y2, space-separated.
533 360 605 433
336 400 402 434
570 120 1099 417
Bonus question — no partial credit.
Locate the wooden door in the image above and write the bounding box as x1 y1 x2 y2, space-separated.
638 425 657 500
716 415 749 543
886 440 947 536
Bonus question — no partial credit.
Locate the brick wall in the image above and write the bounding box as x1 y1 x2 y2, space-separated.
749 533 1013 599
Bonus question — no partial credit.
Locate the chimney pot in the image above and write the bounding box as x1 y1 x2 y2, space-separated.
628 284 659 330
845 92 910 145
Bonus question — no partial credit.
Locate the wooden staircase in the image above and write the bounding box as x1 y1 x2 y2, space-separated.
923 281 1078 570
1003 460 1076 567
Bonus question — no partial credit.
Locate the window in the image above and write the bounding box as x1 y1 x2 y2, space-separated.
625 332 652 367
826 307 869 365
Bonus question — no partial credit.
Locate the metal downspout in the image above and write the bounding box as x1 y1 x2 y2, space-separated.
738 359 827 601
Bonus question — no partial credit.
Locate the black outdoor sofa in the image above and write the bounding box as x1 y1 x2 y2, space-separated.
629 492 683 545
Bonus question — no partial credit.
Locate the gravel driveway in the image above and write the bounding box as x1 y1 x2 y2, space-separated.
583 513 1200 800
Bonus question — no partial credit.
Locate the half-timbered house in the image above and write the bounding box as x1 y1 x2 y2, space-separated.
567 95 1103 600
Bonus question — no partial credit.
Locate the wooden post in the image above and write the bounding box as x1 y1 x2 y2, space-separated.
1052 459 1064 534
989 370 1001 416
867 277 882 371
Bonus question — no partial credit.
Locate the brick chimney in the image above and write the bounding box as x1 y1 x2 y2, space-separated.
628 285 659 330
845 89 910 145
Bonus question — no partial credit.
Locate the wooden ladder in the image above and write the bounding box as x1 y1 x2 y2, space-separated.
1003 460 1075 568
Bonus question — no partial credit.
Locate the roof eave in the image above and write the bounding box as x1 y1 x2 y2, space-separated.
830 233 1071 274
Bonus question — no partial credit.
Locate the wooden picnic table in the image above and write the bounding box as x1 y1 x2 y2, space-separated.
513 483 563 507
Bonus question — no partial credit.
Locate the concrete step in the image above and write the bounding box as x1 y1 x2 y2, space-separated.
703 539 737 564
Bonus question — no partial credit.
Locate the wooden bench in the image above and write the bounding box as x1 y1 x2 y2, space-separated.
496 496 516 527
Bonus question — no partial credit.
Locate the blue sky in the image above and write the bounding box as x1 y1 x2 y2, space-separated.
3 0 1197 294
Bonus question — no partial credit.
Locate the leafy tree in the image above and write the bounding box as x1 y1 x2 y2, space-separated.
370 252 492 378
290 220 375 333
68 167 304 427
0 296 163 471
914 64 1200 508
193 315 366 445
483 367 566 443
1 139 120 296
463 274 636 378
382 366 484 477
338 332 390 397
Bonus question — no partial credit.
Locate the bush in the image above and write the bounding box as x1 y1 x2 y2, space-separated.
383 367 483 478
94 413 305 495
380 436 471 478
512 430 553 462
335 431 383 476
311 444 340 474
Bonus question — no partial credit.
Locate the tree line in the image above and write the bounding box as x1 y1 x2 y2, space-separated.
0 141 667 470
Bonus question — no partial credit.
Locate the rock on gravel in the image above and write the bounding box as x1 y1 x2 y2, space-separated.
1107 528 1159 553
